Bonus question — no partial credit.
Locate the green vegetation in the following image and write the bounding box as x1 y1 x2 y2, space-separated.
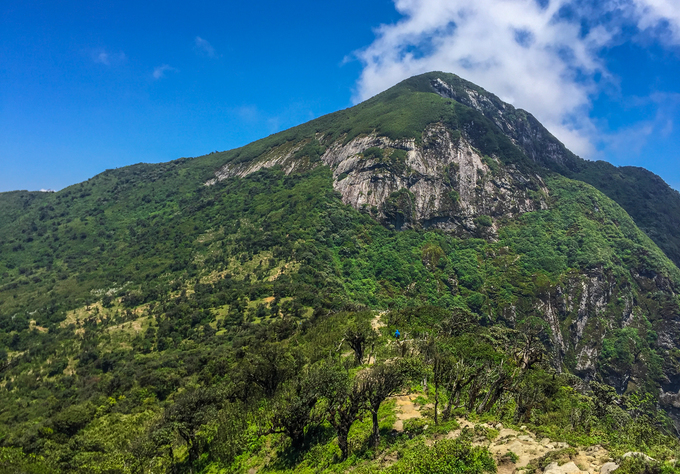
1 71 680 473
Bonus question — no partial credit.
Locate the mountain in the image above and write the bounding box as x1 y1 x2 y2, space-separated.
1 72 680 473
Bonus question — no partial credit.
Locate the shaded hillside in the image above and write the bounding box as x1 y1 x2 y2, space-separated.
569 163 680 268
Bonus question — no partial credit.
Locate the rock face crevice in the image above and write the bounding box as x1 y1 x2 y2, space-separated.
526 265 680 404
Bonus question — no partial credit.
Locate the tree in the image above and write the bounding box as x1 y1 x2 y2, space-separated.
0 447 52 474
439 307 478 337
210 402 250 467
323 367 366 461
361 358 420 449
245 342 298 397
270 362 331 448
343 318 377 365
160 387 224 472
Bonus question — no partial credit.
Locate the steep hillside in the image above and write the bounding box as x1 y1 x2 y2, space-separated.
425 72 680 266
1 72 680 473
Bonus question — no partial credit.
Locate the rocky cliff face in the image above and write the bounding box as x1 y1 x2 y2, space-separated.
528 264 680 401
211 123 548 237
430 76 579 172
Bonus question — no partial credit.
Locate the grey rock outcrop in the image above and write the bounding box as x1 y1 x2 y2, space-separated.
543 461 587 474
211 124 547 237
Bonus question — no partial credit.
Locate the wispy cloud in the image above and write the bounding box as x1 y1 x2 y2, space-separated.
353 0 680 158
631 0 680 43
93 50 126 66
195 36 217 57
152 64 177 79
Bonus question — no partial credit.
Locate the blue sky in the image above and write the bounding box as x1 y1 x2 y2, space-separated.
1 0 680 192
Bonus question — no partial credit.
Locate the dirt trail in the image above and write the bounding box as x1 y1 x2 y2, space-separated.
371 311 386 331
388 394 613 474
393 394 423 431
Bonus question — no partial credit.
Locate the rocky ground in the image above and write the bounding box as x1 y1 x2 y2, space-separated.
390 394 626 474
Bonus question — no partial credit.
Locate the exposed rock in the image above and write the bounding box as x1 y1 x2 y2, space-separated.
323 126 546 234
600 462 619 474
544 461 587 474
622 452 654 462
430 77 577 172
212 125 547 237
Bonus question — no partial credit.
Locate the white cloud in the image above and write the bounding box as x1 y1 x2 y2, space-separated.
195 36 216 57
354 0 680 157
631 0 680 42
152 64 177 79
93 50 126 66
95 52 110 65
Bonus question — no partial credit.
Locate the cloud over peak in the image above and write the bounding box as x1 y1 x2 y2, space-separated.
354 0 680 157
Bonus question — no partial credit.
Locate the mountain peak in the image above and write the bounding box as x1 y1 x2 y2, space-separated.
202 71 680 266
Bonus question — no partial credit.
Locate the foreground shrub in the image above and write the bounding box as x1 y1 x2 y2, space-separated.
384 439 496 474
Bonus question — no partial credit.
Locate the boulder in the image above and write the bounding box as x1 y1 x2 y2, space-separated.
544 461 586 474
600 462 619 474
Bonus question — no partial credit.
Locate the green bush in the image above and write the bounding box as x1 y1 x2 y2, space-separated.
615 456 680 474
474 215 493 228
385 439 496 474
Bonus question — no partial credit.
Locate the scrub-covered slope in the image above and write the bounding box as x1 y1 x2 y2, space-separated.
1 72 680 473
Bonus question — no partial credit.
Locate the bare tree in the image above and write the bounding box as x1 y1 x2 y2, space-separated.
344 319 377 365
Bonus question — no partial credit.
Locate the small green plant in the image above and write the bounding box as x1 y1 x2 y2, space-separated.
472 424 499 442
538 448 578 469
523 462 538 474
482 155 500 174
403 418 429 435
474 215 493 227
413 395 429 406
363 147 384 160
614 456 668 474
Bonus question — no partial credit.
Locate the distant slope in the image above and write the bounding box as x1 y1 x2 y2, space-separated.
569 162 680 267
